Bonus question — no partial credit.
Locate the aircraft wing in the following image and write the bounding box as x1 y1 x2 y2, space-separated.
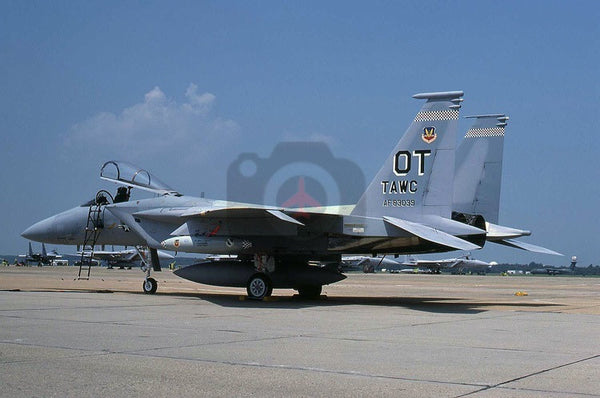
484 222 561 255
494 239 563 256
130 206 305 228
180 207 305 226
414 259 456 268
93 251 123 260
167 207 306 237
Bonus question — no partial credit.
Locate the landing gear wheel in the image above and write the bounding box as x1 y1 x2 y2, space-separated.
297 285 322 299
247 274 270 300
143 277 158 294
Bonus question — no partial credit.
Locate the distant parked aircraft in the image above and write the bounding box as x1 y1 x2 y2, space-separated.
531 256 577 275
18 242 62 265
77 247 174 269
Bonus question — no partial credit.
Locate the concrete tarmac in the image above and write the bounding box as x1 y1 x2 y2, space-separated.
1 266 599 397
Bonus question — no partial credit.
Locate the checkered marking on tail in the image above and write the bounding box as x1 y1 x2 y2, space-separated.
414 109 459 122
242 240 253 249
465 127 505 138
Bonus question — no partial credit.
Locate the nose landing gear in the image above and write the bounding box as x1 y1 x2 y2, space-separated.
138 247 161 294
143 277 158 294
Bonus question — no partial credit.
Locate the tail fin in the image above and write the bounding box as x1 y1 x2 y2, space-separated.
453 114 508 224
28 242 33 257
456 115 562 256
41 243 47 258
352 91 464 220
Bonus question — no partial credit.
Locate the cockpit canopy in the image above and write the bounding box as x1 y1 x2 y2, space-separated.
100 161 181 196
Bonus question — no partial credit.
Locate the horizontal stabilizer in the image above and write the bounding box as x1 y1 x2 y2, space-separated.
494 239 563 256
383 216 481 251
486 222 530 239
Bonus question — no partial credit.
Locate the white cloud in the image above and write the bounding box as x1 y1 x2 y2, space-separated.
280 131 337 146
64 84 240 165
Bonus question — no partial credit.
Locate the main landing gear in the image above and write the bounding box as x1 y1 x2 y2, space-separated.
246 274 273 300
245 255 326 300
297 285 322 298
245 272 323 300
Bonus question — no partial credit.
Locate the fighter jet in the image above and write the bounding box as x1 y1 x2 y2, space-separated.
531 256 578 275
398 255 492 274
18 242 62 266
341 253 491 274
22 91 544 299
340 255 404 273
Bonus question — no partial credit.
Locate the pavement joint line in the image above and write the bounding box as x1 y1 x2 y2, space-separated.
121 350 491 389
0 313 254 332
300 334 567 354
0 333 305 357
299 312 520 336
0 303 177 312
493 385 600 397
0 341 114 363
453 353 600 397
4 339 599 396
114 334 301 354
456 384 600 398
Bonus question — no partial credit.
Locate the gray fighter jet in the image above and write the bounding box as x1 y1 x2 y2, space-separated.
22 91 546 299
77 247 174 269
340 254 492 274
340 255 405 273
531 256 578 275
398 255 492 274
18 242 62 266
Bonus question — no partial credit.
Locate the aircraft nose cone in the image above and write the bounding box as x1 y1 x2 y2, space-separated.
22 217 56 242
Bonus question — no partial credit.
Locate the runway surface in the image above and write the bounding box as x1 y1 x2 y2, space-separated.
1 266 599 397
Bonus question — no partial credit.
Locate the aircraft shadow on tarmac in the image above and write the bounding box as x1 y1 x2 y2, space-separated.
3 288 561 314
137 291 561 315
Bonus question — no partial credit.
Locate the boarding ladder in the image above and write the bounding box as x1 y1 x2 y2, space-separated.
78 190 113 280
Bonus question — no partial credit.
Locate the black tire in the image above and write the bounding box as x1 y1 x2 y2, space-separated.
247 274 270 300
143 277 158 294
297 285 322 299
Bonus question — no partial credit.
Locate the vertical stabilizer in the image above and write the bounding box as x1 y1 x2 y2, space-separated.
453 114 508 224
28 242 33 257
41 243 47 258
352 91 464 220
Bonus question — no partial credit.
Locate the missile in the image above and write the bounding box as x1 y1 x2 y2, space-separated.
161 236 250 254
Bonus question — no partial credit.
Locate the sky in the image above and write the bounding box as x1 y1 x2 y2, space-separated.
1 1 599 266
